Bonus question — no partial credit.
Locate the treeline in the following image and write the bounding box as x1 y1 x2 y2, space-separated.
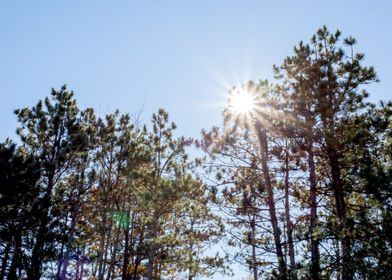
0 91 225 280
1 26 392 280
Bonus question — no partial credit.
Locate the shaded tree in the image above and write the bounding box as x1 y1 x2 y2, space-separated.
0 141 41 280
15 86 89 279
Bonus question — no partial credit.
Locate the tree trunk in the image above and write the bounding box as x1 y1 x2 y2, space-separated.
147 223 158 280
0 239 11 280
335 238 341 280
60 160 86 279
122 222 131 280
27 175 54 280
284 147 296 280
8 234 22 280
57 238 65 279
251 215 258 280
106 224 121 280
60 212 78 280
131 225 145 280
255 124 287 279
78 248 88 280
188 241 194 280
307 145 319 280
102 216 113 278
147 244 156 280
326 141 351 280
97 212 108 280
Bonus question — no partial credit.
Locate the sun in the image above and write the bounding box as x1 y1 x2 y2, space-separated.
228 89 256 115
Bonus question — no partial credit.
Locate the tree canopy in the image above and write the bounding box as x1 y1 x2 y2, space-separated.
1 26 391 280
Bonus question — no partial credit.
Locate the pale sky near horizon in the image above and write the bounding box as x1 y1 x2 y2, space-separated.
1 1 392 278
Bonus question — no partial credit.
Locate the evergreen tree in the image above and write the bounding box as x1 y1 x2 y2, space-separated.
273 26 377 280
0 141 41 280
15 86 89 279
1 26 391 280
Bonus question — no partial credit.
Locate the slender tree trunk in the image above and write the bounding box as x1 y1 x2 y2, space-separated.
251 215 258 280
60 160 86 279
147 242 156 279
188 241 194 280
106 224 121 280
132 226 145 280
79 261 84 280
8 234 22 280
57 239 65 279
132 258 141 280
307 145 320 280
335 238 341 280
284 147 296 280
255 124 287 279
28 211 48 279
0 239 11 280
57 210 72 280
97 211 108 280
188 222 193 280
102 215 113 278
75 257 80 280
60 212 79 280
27 175 54 280
147 222 158 280
326 142 351 280
78 248 87 280
122 221 131 280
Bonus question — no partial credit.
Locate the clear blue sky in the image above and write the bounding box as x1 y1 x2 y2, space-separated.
1 1 391 143
1 2 391 278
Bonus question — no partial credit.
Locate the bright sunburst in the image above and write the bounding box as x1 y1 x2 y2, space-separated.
228 88 256 115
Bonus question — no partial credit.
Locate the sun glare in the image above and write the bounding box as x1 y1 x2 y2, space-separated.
229 89 256 115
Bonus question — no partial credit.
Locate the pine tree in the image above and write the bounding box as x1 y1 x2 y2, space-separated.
0 141 41 280
274 26 377 280
15 86 88 279
339 101 392 278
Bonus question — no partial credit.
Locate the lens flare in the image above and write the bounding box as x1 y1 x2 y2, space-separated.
112 211 129 229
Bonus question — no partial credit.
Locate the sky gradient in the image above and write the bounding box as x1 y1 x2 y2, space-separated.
1 2 391 278
1 1 392 143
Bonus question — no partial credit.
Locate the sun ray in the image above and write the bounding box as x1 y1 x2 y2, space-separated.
228 87 258 116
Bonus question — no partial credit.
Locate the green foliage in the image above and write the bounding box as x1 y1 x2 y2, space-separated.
1 27 392 280
204 26 391 280
0 142 41 279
